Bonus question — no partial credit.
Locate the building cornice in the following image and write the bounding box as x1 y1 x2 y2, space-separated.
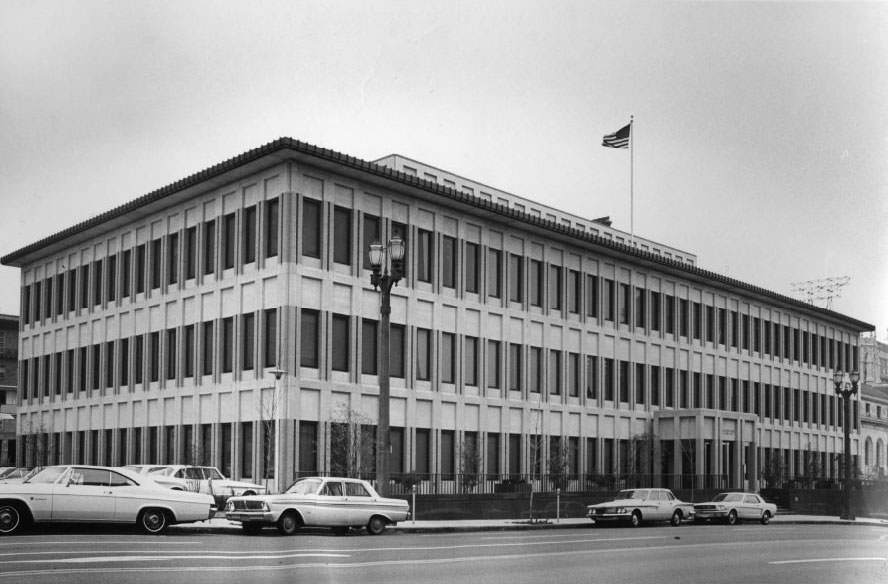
0 137 875 333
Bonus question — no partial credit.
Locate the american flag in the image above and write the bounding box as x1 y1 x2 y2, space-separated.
602 123 631 148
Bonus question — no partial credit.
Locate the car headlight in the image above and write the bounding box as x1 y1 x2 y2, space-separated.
716 504 726 511
615 507 626 514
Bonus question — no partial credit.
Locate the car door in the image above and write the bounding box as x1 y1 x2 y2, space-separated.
741 494 761 520
109 469 142 522
316 480 349 525
344 481 374 525
52 468 115 522
654 490 673 520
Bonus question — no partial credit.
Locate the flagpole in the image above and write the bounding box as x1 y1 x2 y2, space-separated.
629 115 634 246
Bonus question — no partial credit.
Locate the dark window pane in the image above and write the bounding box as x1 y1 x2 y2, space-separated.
265 198 280 259
243 206 256 265
465 243 479 293
361 319 377 375
442 236 457 289
302 199 321 259
223 213 236 269
203 220 216 275
333 207 352 265
241 313 255 371
300 309 319 368
331 315 349 372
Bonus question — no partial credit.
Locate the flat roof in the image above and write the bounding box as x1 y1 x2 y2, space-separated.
0 137 875 333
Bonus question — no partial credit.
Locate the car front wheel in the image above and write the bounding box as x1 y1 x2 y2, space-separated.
0 504 24 535
726 510 738 526
366 515 387 535
277 511 301 536
138 508 169 535
629 511 642 527
670 511 682 527
761 511 771 525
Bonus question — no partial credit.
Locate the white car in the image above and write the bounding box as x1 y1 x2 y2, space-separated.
122 465 190 491
586 488 695 527
693 492 777 525
226 476 410 535
151 465 266 500
0 465 215 535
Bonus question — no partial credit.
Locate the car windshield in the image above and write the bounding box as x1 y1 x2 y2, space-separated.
147 467 175 477
23 466 66 484
0 468 13 478
286 478 322 495
615 489 649 500
713 493 744 502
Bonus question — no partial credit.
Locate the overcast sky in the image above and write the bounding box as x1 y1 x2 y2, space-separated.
1 1 886 339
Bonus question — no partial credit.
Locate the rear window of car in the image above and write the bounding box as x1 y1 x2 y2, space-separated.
109 471 135 486
744 495 761 504
346 482 371 497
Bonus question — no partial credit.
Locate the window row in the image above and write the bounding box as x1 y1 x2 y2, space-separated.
20 321 858 432
21 198 280 325
20 309 278 395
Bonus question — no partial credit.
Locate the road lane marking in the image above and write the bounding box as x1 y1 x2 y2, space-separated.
16 552 351 564
0 540 198 547
0 537 664 562
770 557 888 565
481 534 664 541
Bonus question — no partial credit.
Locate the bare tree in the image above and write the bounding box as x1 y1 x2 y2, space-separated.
548 436 570 491
258 384 282 490
761 455 785 488
459 434 482 493
329 404 375 478
626 430 655 488
526 411 544 522
23 419 48 468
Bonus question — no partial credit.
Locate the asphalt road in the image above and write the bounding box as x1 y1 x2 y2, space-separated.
1 523 886 584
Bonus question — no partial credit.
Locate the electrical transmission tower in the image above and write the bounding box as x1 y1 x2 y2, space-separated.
790 276 851 309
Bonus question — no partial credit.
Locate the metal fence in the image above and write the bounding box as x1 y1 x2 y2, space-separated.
293 471 734 496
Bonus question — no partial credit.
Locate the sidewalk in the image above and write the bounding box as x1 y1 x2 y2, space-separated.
173 513 888 535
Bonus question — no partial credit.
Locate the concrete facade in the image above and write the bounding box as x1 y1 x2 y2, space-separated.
1 138 875 493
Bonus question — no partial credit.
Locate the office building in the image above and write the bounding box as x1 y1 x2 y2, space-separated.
1 138 875 492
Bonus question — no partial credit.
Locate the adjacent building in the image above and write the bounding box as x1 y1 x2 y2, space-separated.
860 333 888 478
0 314 19 466
1 138 875 493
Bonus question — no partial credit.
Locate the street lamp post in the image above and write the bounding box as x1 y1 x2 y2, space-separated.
368 236 406 497
832 369 859 521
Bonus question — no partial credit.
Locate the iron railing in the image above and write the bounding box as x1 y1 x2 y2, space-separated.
293 471 734 496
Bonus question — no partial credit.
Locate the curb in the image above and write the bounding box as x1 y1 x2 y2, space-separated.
170 516 888 535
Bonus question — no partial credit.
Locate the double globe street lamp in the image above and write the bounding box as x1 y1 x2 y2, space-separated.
368 236 406 497
831 369 859 521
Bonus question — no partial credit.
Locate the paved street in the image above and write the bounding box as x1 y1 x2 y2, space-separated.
1 523 886 584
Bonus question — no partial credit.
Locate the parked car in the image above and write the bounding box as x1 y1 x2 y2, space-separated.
225 476 410 535
149 465 265 506
586 488 694 527
122 465 190 491
693 492 777 525
0 465 215 535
